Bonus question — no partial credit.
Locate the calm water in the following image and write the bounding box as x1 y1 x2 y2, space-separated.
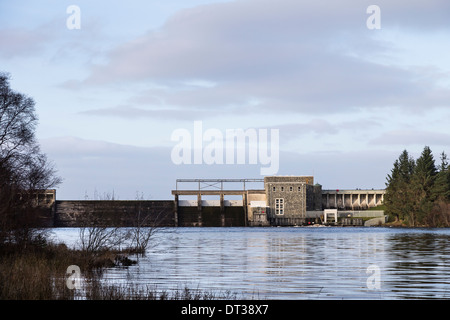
52 227 450 299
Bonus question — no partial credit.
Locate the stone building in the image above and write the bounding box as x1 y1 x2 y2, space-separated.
263 176 322 225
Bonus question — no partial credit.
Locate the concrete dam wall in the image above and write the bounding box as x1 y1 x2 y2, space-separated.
54 200 175 227
53 200 246 227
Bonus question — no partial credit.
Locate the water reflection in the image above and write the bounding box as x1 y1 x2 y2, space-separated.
52 227 450 299
385 232 450 299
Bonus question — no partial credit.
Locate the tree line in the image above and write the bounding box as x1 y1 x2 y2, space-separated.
385 146 450 227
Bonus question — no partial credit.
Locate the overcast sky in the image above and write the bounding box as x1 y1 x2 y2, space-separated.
1 0 450 200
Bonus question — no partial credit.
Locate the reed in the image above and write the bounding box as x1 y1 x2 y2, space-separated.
0 238 129 300
83 281 239 300
0 239 239 300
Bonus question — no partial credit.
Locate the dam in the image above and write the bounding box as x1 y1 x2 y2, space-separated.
34 176 386 227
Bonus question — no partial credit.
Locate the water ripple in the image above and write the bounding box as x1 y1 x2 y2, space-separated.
52 227 450 299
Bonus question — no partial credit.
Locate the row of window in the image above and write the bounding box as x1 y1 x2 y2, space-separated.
272 186 303 192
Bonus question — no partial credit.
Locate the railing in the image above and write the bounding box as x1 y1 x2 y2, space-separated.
175 179 264 191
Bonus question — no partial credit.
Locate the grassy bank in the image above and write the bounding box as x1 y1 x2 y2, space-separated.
0 238 126 299
0 237 238 300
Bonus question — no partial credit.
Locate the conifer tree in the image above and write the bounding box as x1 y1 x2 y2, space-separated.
409 146 437 226
432 151 450 201
386 147 450 227
385 150 415 222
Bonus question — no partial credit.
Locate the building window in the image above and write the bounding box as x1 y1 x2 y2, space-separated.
298 186 301 192
272 186 276 192
281 186 284 192
275 198 284 215
289 186 293 192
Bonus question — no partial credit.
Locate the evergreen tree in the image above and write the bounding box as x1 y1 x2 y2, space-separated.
385 150 415 222
432 151 450 201
386 147 450 227
385 159 399 221
438 151 449 172
409 146 437 226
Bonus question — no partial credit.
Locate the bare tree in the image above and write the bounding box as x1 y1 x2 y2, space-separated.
78 221 130 257
77 192 130 257
129 206 158 255
75 191 174 261
128 192 173 256
0 72 61 246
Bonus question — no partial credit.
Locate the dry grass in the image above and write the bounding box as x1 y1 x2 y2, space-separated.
0 239 131 300
0 239 239 300
0 243 75 299
83 280 239 300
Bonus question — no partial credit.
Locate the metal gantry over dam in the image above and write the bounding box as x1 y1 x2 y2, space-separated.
172 179 264 226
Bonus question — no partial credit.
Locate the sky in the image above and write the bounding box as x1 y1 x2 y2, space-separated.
1 0 450 200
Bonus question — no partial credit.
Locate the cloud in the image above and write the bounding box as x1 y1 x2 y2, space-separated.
67 0 450 116
40 135 396 200
6 1 449 200
40 136 154 157
78 105 204 120
268 118 382 143
266 120 339 141
77 103 250 120
0 27 53 58
40 136 174 199
370 130 450 147
40 136 266 199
